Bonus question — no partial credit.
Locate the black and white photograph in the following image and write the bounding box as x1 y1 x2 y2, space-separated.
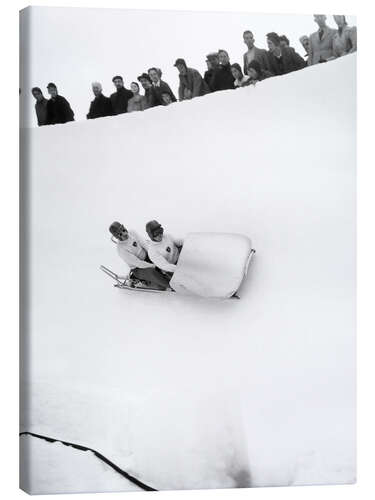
19 6 356 495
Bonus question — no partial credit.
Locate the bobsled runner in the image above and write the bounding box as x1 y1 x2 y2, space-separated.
101 232 256 299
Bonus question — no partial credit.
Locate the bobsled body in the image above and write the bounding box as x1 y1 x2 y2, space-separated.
170 232 253 299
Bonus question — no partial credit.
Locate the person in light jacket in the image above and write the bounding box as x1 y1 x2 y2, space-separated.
127 82 149 112
230 63 252 88
109 222 171 290
145 220 183 274
308 15 337 65
331 15 357 58
174 58 210 101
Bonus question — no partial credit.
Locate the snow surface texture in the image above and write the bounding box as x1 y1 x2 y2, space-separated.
20 54 356 494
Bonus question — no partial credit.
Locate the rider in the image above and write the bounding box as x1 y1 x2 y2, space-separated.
109 221 171 290
145 220 184 274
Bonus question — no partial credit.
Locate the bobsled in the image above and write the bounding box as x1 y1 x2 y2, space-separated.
101 232 255 300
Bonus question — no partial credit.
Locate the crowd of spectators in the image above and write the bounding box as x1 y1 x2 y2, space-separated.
31 15 357 126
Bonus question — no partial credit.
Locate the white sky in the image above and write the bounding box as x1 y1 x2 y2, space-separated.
20 7 356 127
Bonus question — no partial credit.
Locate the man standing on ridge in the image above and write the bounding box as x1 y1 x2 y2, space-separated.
266 32 306 75
308 15 336 65
137 73 157 108
148 67 177 105
46 83 75 125
242 30 271 76
174 58 210 101
87 82 113 119
210 50 235 91
110 75 133 115
31 87 48 126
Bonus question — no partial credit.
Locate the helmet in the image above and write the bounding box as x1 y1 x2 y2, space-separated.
146 220 163 240
109 221 127 240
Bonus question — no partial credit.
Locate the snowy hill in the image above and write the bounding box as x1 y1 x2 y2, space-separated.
20 54 356 493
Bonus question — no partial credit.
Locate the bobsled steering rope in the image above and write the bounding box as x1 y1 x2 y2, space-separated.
19 431 157 492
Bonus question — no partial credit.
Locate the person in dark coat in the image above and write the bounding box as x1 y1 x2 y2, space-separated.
246 60 273 83
210 50 235 92
31 87 48 126
203 53 220 91
46 83 75 125
147 67 177 105
266 32 306 76
174 58 210 101
110 75 133 115
137 73 157 108
279 35 290 48
86 82 113 119
242 30 272 76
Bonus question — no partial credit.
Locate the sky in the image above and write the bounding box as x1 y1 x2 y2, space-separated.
19 7 356 127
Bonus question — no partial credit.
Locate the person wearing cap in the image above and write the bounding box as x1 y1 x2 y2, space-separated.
127 82 150 113
204 53 220 91
31 87 48 126
242 30 272 76
86 82 113 120
307 15 336 66
137 73 157 108
230 64 251 88
174 58 210 101
266 32 306 76
145 220 184 274
147 67 177 105
46 83 75 125
209 50 235 92
109 221 171 290
110 75 133 115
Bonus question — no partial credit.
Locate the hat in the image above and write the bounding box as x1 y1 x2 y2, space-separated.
47 82 57 89
266 32 281 46
174 58 187 67
146 220 163 239
137 73 152 83
248 60 261 74
112 75 123 82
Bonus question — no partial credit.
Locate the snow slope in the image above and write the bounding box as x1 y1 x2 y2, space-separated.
20 54 356 493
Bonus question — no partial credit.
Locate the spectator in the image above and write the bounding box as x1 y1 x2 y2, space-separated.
46 83 74 125
31 87 48 126
137 73 157 108
110 75 133 115
174 58 210 101
210 49 235 91
247 60 273 83
127 82 149 112
308 15 336 65
279 35 290 48
266 32 305 75
148 67 177 104
86 82 112 120
242 30 271 75
299 35 310 61
204 52 220 91
230 63 251 88
331 16 357 58
161 92 173 105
